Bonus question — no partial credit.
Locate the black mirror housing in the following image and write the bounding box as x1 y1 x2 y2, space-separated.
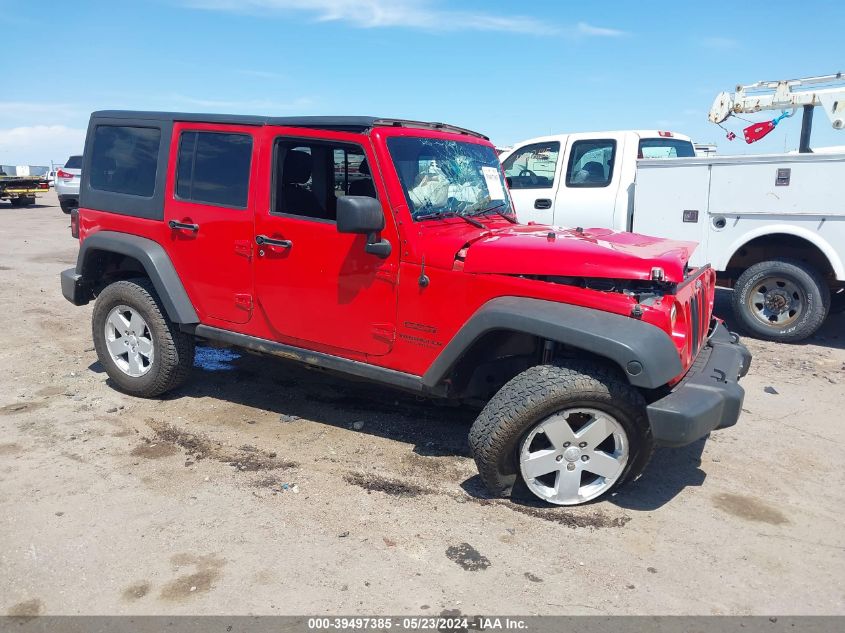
337 196 384 234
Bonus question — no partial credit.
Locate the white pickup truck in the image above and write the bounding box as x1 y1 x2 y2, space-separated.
500 130 845 342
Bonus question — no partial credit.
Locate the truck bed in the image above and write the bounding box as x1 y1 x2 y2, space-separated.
631 152 845 279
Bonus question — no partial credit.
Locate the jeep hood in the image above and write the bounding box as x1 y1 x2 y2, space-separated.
460 225 697 282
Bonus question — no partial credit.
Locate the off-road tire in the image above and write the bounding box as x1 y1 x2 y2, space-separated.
468 360 653 505
732 259 829 342
92 278 194 397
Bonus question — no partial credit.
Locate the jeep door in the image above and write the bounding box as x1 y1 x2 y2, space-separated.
163 123 258 325
253 128 398 356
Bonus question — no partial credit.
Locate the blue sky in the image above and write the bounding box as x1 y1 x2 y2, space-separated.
1 0 843 165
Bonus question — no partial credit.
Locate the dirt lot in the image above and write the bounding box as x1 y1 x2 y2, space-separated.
1 191 844 616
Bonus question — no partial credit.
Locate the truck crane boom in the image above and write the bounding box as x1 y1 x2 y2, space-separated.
708 72 845 152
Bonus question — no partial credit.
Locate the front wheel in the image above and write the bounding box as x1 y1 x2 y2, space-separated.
469 361 653 506
732 259 830 342
92 278 195 397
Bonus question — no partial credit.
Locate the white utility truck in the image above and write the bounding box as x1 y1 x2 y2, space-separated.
501 73 845 342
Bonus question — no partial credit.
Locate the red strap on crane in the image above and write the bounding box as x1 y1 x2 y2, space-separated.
743 120 776 144
742 110 793 144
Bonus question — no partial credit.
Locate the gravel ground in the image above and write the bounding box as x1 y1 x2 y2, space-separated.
1 191 844 616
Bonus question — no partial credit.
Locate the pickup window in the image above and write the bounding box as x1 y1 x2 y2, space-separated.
566 139 616 188
502 142 559 189
638 138 695 158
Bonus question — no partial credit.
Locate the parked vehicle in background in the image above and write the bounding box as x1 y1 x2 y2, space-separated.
60 110 749 507
56 155 83 213
0 167 49 207
501 129 845 342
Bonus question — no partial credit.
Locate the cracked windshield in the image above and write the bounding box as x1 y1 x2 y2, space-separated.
387 137 513 221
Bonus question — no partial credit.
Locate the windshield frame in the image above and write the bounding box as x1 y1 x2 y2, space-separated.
382 132 514 223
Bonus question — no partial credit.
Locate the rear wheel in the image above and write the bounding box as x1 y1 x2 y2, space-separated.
59 199 76 214
92 278 195 397
732 259 829 342
469 361 653 506
10 197 34 207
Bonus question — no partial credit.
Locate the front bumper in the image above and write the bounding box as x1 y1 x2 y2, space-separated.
647 321 751 447
61 268 89 306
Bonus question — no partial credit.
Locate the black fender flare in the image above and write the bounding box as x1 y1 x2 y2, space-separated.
76 231 199 324
422 297 682 390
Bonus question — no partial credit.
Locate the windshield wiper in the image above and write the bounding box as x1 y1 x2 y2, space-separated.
477 201 517 223
415 210 486 229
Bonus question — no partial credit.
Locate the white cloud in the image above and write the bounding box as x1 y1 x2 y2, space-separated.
237 69 286 80
168 94 314 112
575 22 626 37
700 36 739 50
0 101 83 123
0 125 86 166
186 0 560 34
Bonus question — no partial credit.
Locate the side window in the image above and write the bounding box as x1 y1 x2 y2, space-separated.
273 139 374 221
90 125 161 197
502 142 560 189
175 131 252 208
566 139 616 188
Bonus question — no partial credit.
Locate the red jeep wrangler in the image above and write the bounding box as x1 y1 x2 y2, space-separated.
61 111 750 506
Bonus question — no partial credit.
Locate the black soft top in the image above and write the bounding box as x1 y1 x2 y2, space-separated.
91 111 488 140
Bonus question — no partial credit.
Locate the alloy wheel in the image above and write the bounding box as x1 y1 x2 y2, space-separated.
519 407 629 505
104 305 154 377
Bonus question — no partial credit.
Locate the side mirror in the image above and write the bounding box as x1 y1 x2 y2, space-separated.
337 196 384 234
336 196 391 258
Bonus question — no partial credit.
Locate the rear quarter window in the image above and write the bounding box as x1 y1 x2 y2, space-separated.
90 126 161 197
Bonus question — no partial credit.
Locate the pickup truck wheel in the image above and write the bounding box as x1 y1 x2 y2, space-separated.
732 259 830 342
92 279 195 397
469 361 653 506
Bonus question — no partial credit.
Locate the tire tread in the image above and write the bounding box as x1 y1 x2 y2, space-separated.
93 278 194 397
732 258 829 342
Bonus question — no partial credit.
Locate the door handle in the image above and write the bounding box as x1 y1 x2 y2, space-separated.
256 235 292 248
168 220 199 232
534 199 552 210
